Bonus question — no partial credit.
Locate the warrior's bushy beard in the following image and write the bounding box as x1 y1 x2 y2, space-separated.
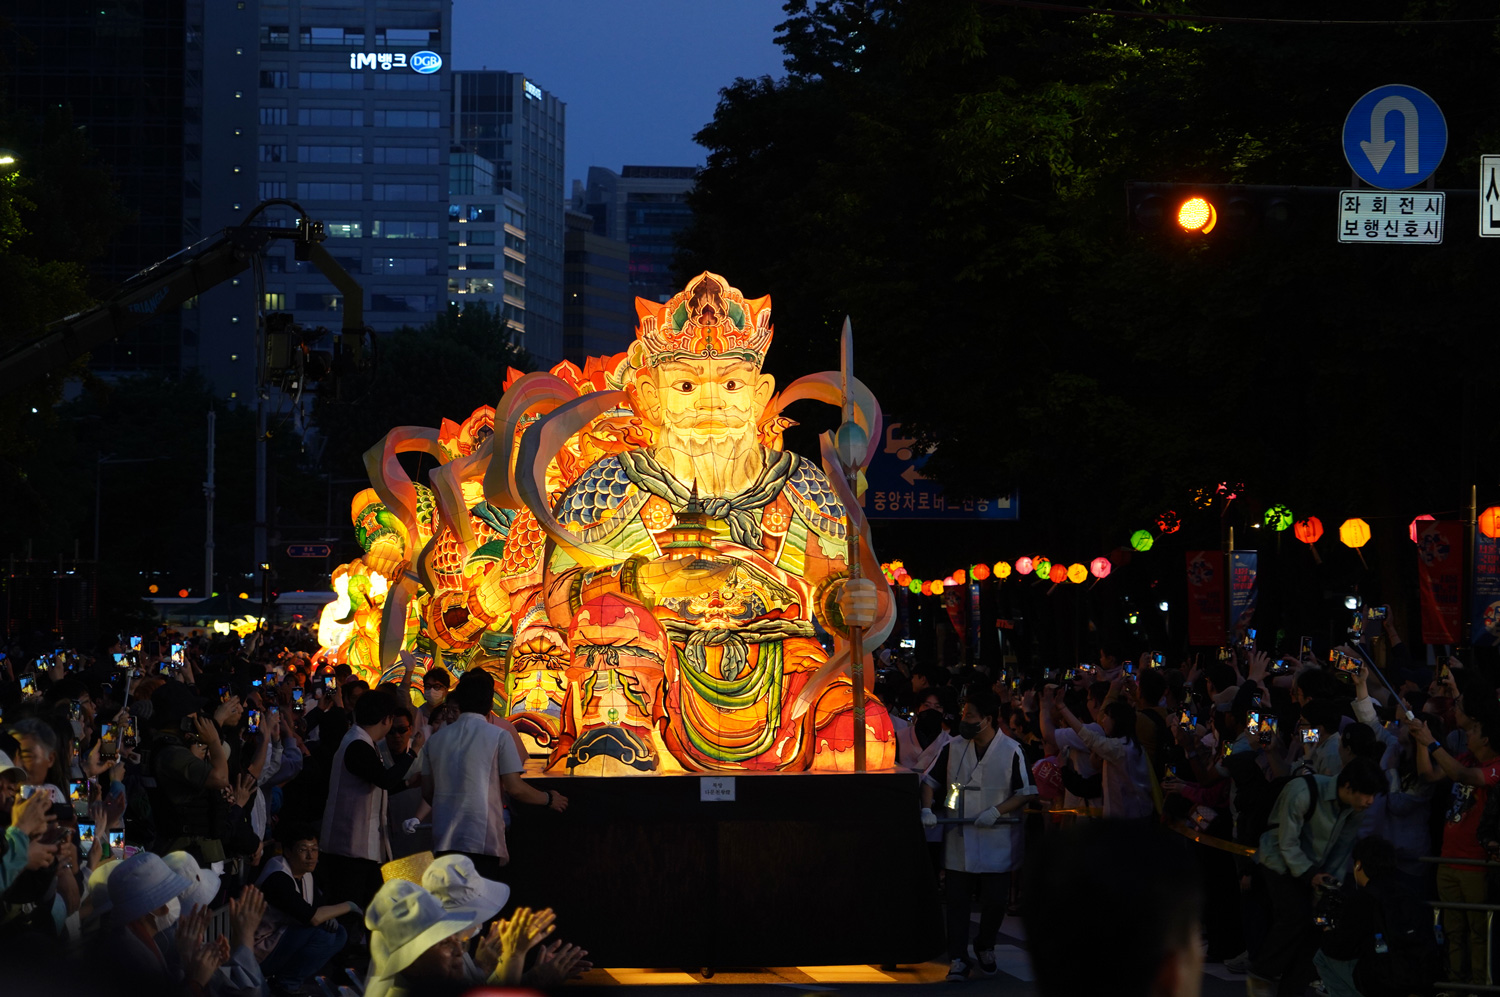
653 423 762 496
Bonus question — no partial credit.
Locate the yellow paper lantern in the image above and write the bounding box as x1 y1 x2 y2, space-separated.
1067 563 1088 584
1339 518 1372 548
995 561 1012 579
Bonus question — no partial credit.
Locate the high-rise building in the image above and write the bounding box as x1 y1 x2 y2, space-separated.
451 71 565 365
573 165 696 305
562 208 632 365
0 2 191 372
191 0 453 401
448 152 527 345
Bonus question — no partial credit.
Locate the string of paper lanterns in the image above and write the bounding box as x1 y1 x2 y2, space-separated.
876 496 1500 596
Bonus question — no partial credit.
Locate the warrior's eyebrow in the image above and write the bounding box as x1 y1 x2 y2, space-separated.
660 361 704 376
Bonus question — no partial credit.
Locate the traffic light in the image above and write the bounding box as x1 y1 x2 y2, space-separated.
1126 182 1330 243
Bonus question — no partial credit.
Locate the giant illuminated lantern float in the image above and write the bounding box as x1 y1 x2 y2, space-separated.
324 273 894 773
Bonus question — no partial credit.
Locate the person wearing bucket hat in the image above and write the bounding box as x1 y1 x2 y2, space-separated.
101 850 195 977
421 854 510 930
162 850 222 911
362 879 474 997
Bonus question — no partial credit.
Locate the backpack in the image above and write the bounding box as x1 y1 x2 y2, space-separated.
1228 760 1317 846
1353 887 1442 997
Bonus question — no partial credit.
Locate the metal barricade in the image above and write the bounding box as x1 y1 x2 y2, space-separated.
1419 855 1500 992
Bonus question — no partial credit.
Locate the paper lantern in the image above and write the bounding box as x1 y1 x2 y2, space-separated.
1339 518 1372 548
1191 488 1214 510
1034 558 1052 579
1015 556 1034 576
148 584 159 593
952 568 967 585
1264 504 1293 532
1408 514 1435 544
1294 516 1323 544
995 561 1012 579
1481 507 1500 539
177 588 189 598
908 579 922 595
894 569 910 585
1156 510 1181 535
931 578 946 593
1089 557 1112 579
1130 530 1154 552
971 563 990 582
1049 564 1068 584
1067 563 1088 584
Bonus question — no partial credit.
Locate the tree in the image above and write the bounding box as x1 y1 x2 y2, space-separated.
680 0 1500 548
313 301 532 480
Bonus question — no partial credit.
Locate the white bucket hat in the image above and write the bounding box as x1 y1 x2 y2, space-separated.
364 879 473 980
108 851 193 925
161 850 222 910
421 854 510 931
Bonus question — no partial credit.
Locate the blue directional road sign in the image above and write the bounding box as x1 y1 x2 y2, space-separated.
862 421 1018 521
1343 85 1447 190
286 544 332 558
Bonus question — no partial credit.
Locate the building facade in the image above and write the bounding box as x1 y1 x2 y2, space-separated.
451 70 565 365
562 208 632 366
196 0 453 400
573 165 696 305
448 167 527 346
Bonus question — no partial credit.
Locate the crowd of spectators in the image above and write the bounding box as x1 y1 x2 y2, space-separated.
0 626 585 996
881 607 1469 996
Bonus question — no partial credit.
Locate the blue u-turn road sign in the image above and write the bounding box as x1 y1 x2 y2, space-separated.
1343 85 1447 190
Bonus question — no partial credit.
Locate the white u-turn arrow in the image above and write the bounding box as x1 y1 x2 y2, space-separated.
1360 95 1420 174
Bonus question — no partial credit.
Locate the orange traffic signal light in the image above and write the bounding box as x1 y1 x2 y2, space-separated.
1177 196 1216 233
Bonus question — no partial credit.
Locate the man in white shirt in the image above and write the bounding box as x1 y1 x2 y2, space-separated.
420 668 568 881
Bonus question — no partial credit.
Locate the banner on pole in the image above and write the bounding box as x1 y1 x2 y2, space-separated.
1473 530 1500 646
1186 551 1225 646
1230 551 1259 633
1418 520 1463 645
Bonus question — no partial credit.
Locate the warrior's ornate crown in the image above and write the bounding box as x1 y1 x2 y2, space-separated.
630 272 773 369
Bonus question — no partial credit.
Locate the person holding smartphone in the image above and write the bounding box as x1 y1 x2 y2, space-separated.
143 684 233 864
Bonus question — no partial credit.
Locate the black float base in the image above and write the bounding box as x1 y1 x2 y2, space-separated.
503 767 945 969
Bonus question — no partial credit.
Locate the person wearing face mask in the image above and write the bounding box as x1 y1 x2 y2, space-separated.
895 690 949 770
920 689 1036 982
416 666 451 741
100 850 196 979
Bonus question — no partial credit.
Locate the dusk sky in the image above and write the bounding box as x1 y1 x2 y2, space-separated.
451 0 789 190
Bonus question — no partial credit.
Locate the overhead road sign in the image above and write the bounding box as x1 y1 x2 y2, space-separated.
1343 85 1447 189
1482 156 1500 237
286 544 332 558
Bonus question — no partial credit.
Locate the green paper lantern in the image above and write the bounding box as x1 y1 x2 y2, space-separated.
1264 504 1293 532
1130 529 1154 552
908 579 922 595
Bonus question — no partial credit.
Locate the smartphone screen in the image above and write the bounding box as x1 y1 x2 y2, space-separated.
69 780 89 802
77 823 96 849
1303 728 1320 745
1152 652 1165 666
323 675 335 690
100 725 119 758
129 635 142 650
1177 709 1194 728
246 709 260 733
107 829 125 849
19 676 35 695
171 644 184 663
112 652 125 665
292 689 304 704
1124 662 1136 676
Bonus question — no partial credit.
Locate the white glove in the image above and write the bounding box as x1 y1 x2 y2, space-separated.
401 817 421 835
920 807 937 830
838 577 881 628
974 807 1001 829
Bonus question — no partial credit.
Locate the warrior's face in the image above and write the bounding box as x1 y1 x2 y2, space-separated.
636 356 773 461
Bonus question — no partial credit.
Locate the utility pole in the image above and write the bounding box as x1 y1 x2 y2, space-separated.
204 409 216 600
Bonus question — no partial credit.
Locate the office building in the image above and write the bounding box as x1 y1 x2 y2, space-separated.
448 151 526 344
451 70 566 365
562 208 632 365
573 165 696 305
192 0 454 401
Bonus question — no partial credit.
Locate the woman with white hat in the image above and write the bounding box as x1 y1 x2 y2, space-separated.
102 850 197 977
362 879 475 997
421 853 512 980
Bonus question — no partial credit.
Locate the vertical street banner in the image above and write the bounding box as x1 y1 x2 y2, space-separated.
943 585 966 654
1186 551 1225 647
1417 520 1463 645
1230 551 1259 632
1473 529 1500 646
968 581 982 663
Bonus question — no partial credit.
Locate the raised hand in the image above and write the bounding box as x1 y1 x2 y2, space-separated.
12 786 52 838
229 884 267 950
525 940 593 987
